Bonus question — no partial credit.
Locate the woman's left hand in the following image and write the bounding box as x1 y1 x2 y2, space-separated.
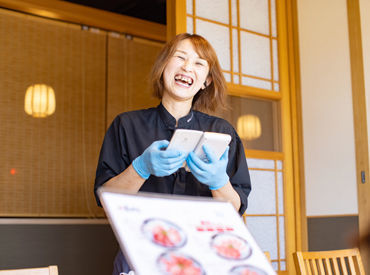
186 145 229 190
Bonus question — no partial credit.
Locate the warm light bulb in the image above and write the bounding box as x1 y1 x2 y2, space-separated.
237 115 262 141
25 84 56 118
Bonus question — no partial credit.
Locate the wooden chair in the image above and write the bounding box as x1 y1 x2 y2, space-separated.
294 248 365 275
0 266 58 275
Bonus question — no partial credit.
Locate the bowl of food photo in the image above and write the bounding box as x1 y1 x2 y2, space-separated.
141 218 187 248
229 265 268 275
210 232 252 260
157 251 205 275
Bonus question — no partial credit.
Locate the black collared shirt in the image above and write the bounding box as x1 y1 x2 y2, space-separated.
94 103 251 214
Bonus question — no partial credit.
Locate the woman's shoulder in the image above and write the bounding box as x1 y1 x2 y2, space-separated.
114 107 157 122
105 108 158 132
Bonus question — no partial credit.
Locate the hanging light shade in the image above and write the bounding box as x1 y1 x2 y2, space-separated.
237 114 262 141
24 84 56 118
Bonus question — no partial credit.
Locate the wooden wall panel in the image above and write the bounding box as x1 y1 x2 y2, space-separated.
107 35 162 126
0 9 105 217
0 7 165 217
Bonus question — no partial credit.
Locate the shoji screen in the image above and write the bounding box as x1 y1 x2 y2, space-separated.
186 0 279 92
246 157 286 271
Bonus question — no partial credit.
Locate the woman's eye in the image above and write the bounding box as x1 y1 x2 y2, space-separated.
176 55 185 60
196 62 204 66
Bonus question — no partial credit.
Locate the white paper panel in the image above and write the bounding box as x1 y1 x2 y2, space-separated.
223 72 231 82
246 216 278 260
277 160 282 170
271 262 278 270
187 0 193 15
247 170 276 214
278 171 284 214
273 39 279 81
196 19 230 71
280 261 286 271
233 74 240 84
242 76 272 90
232 0 237 26
274 83 279 91
247 158 275 169
187 16 194 34
232 28 239 73
279 217 285 259
271 0 277 37
196 0 229 24
241 31 271 79
240 0 269 35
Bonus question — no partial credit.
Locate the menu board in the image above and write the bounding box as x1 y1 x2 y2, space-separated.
99 188 276 275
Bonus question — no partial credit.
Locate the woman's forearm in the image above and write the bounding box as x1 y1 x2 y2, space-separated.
103 164 145 193
211 181 241 211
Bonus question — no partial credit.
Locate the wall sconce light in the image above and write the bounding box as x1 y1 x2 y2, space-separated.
237 114 262 141
24 84 56 118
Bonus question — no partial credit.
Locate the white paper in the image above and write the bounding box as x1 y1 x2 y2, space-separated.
99 188 276 275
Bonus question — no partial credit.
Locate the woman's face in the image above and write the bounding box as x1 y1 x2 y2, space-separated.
162 39 211 104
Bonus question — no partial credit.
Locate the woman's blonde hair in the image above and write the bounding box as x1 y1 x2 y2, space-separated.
151 33 227 112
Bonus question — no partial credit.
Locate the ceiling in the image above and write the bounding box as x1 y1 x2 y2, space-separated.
62 0 166 25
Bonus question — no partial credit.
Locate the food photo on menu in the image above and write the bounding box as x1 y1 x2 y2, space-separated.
98 189 276 275
157 251 205 275
141 218 187 248
210 232 252 260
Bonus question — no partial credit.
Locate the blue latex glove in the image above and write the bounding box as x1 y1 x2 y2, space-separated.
132 140 187 179
186 144 230 190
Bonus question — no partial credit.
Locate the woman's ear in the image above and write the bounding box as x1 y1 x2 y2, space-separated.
202 76 212 89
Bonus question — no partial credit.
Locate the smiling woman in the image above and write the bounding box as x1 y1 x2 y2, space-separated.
162 40 206 105
162 39 211 114
94 33 251 275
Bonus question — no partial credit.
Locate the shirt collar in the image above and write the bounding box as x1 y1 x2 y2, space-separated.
157 102 194 129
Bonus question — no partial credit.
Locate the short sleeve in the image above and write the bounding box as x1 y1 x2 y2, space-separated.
94 116 130 206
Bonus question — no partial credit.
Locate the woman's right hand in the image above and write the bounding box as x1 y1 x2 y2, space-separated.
132 140 187 179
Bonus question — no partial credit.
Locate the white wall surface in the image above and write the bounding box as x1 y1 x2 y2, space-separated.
360 1 370 159
297 0 358 215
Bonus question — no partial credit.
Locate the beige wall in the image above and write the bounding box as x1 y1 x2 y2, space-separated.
297 0 358 216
